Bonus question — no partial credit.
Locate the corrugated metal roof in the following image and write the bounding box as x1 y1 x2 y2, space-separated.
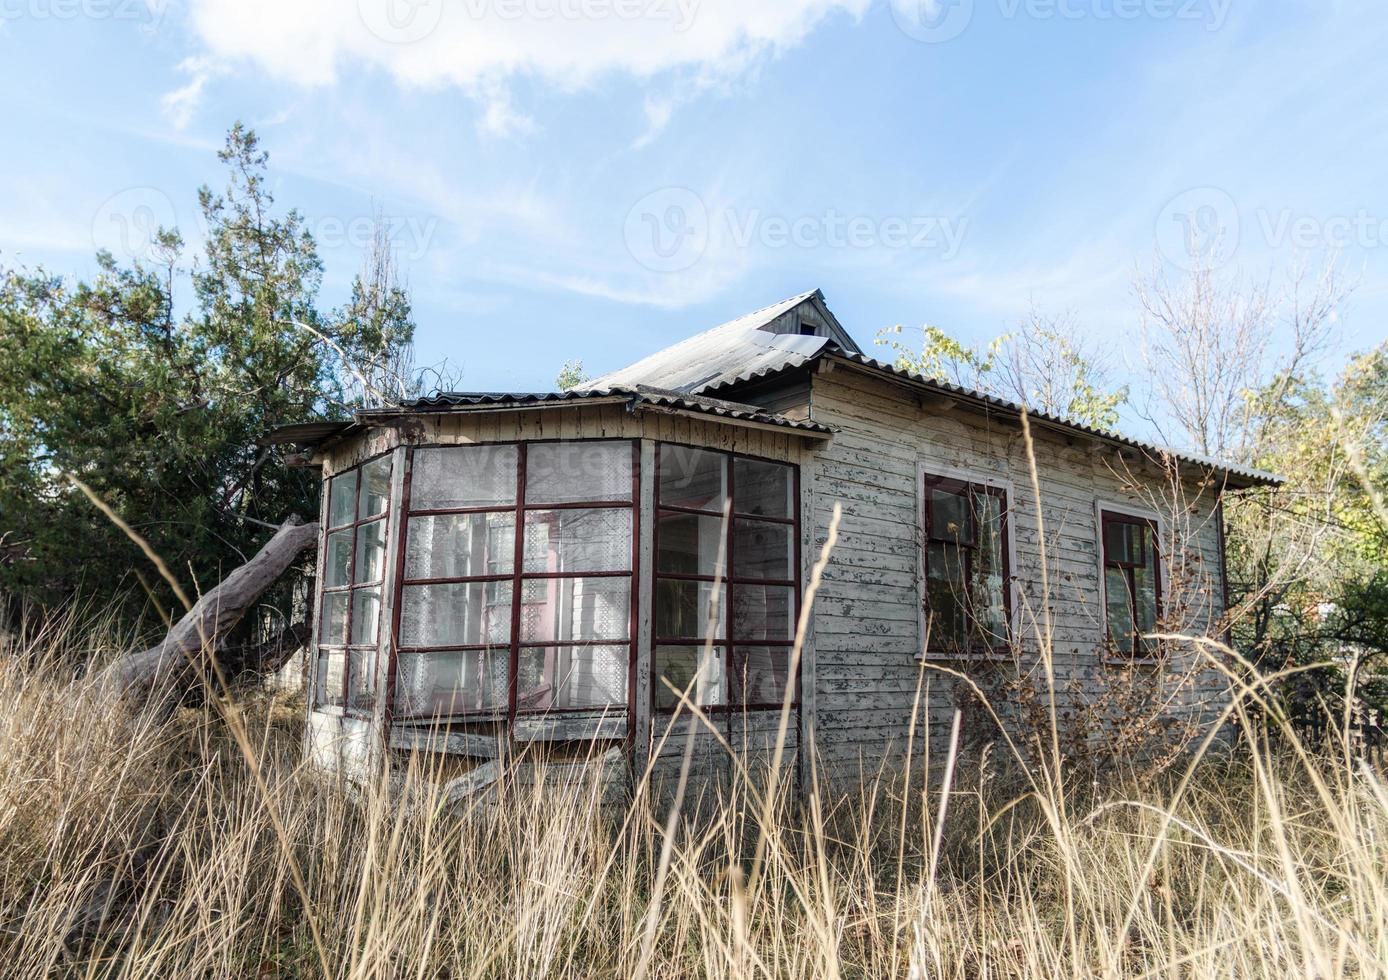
384 384 834 435
256 420 357 448
587 288 1283 489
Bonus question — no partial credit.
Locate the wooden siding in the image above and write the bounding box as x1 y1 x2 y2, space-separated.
803 364 1231 781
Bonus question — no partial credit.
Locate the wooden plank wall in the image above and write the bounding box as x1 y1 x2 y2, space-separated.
804 365 1231 784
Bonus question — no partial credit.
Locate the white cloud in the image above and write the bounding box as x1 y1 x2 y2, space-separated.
181 0 870 92
161 56 221 130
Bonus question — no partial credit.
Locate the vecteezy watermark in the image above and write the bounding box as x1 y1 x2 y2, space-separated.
891 0 1231 42
624 188 968 273
358 0 697 44
1155 186 1240 271
91 187 178 263
1156 187 1388 270
302 212 440 262
0 0 168 26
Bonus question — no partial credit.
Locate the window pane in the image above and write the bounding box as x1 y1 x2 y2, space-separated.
400 581 513 647
658 445 726 512
1106 567 1136 655
926 541 968 653
395 648 508 717
929 488 972 544
730 646 795 706
523 508 631 574
328 473 357 528
656 512 726 577
411 445 518 510
525 442 632 505
518 644 627 710
733 458 792 518
654 645 725 710
315 649 345 707
324 530 353 588
732 519 793 581
354 519 387 584
320 592 348 645
971 493 1008 643
406 512 515 580
1104 519 1149 567
346 648 376 711
731 584 796 640
358 456 392 518
1135 555 1159 657
655 579 725 640
520 577 630 643
350 587 381 645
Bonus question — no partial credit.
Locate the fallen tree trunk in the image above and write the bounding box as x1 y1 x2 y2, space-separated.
92 517 319 700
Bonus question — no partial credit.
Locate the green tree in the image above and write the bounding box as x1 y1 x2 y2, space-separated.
556 359 589 392
0 124 415 639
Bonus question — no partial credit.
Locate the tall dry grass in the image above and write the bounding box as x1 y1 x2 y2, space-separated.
0 614 1385 979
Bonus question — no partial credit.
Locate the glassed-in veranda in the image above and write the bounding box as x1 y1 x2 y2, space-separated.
307 432 806 769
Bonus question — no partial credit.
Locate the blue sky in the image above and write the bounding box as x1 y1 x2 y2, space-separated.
2 0 1384 423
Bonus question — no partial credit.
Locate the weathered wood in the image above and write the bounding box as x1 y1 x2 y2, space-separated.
93 517 319 699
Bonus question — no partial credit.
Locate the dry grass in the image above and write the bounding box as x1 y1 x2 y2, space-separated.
0 620 1384 980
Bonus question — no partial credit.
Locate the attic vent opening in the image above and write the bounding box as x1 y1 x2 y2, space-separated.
795 319 821 337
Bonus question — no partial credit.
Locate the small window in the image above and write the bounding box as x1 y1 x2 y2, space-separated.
922 474 1010 656
1101 511 1162 659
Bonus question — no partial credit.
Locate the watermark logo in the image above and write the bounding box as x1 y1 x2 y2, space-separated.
358 0 445 44
624 187 710 273
91 187 178 263
1155 186 1240 271
890 0 975 43
303 212 440 262
893 0 1232 42
624 188 969 273
0 0 168 26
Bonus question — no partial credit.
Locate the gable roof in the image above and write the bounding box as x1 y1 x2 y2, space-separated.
583 288 860 392
586 288 1283 490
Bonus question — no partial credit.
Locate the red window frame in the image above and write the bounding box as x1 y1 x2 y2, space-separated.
652 445 802 713
1100 510 1164 660
313 451 393 716
387 440 640 730
921 474 1012 657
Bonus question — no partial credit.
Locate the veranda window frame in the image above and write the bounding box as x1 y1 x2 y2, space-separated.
919 470 1013 660
313 450 393 718
387 439 640 731
652 445 803 713
1099 508 1164 662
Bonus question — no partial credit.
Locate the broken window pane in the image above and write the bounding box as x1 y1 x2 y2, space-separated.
406 512 515 580
411 445 518 510
394 648 509 717
399 581 514 647
517 644 627 710
658 445 726 512
525 442 632 505
523 508 631 574
654 645 725 710
733 458 792 518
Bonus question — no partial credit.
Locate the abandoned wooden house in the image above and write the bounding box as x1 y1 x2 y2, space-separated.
263 288 1280 788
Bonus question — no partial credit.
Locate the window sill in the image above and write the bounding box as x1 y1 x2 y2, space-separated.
915 650 1012 664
